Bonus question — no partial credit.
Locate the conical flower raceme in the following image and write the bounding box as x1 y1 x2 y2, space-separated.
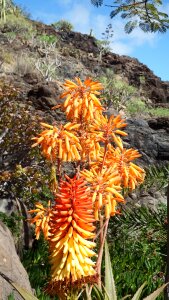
89 114 127 149
80 166 124 220
46 176 97 295
53 77 104 122
32 122 82 162
28 201 52 240
105 144 145 190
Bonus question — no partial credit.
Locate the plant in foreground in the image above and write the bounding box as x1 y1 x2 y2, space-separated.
29 77 145 299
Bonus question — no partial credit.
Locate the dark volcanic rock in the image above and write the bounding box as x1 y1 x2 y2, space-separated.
124 118 169 165
55 30 169 104
27 81 62 110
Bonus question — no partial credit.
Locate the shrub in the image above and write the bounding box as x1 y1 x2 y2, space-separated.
126 98 147 116
0 49 14 65
13 54 35 76
35 55 61 81
109 204 166 299
147 107 169 117
99 70 137 110
52 19 74 31
22 236 51 294
35 34 58 56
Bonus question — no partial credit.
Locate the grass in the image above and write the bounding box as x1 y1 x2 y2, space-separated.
126 99 169 118
147 107 169 117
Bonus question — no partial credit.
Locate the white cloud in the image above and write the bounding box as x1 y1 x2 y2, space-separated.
110 41 133 55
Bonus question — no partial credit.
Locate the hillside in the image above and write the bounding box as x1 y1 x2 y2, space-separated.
1 19 169 103
0 14 169 299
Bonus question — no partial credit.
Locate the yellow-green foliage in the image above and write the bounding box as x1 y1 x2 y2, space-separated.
0 48 14 64
126 98 147 116
0 14 34 34
148 107 169 117
52 19 74 31
99 71 136 110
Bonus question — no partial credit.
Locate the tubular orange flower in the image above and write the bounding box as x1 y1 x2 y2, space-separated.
105 144 145 190
28 201 52 240
80 166 124 220
46 176 97 296
77 129 102 162
89 114 127 149
54 77 104 122
32 122 82 162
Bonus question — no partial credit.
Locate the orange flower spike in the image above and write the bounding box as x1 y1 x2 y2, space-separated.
28 201 52 240
47 176 96 293
58 77 104 122
32 122 82 162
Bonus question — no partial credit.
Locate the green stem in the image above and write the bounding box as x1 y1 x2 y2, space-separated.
96 218 109 288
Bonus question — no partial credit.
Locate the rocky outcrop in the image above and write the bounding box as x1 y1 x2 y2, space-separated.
43 28 169 104
0 221 33 299
124 118 169 165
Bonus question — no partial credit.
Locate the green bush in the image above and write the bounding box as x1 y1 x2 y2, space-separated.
126 98 147 116
147 107 169 117
99 71 136 110
22 236 53 299
37 34 58 46
0 212 22 237
52 20 74 32
108 204 166 299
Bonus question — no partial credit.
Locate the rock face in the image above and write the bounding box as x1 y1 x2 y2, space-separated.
0 221 33 299
51 29 169 104
124 118 169 165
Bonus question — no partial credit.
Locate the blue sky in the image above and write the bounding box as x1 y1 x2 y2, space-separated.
14 0 169 81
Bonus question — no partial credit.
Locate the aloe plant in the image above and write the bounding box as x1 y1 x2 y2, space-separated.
99 241 168 300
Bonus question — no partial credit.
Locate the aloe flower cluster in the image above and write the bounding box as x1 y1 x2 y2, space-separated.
29 77 145 298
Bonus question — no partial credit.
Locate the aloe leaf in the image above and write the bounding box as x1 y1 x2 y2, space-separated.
105 240 117 300
93 285 105 300
11 282 39 300
131 282 147 300
0 271 38 300
143 283 169 300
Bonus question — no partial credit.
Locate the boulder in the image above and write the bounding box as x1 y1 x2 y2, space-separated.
124 118 169 165
0 221 33 299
